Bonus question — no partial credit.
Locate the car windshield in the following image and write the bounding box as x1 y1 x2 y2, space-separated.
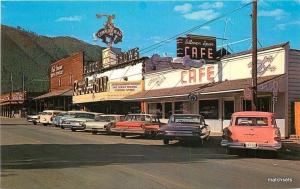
169 115 203 124
74 113 95 119
125 115 151 122
235 117 268 126
95 116 118 122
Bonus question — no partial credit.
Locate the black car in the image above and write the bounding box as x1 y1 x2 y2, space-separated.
159 114 210 145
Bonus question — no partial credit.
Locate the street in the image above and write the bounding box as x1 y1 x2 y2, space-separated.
1 118 300 189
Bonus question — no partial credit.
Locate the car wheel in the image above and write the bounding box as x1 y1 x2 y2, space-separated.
71 128 76 132
33 122 37 125
226 147 236 155
120 133 126 138
163 139 169 145
61 126 64 129
43 123 47 126
92 131 97 135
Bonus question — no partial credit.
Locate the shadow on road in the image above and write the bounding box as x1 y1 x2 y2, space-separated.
1 137 299 172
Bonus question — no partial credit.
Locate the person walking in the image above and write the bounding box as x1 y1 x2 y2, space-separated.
11 110 15 118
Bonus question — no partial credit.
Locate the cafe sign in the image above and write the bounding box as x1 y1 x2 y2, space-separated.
117 48 139 65
177 35 216 60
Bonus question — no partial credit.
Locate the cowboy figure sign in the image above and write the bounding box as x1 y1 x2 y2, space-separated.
95 14 123 47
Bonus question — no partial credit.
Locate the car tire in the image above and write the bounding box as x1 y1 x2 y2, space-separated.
92 131 97 135
43 123 47 126
61 126 64 129
163 139 169 145
71 128 76 132
33 122 37 125
226 147 236 155
120 133 126 138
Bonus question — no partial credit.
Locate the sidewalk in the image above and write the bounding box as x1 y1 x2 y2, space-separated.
0 117 31 125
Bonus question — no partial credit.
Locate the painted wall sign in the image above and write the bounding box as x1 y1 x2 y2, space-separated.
177 35 216 60
181 66 215 84
50 64 64 78
248 55 276 76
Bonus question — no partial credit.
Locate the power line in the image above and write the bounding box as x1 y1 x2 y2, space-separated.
139 2 252 54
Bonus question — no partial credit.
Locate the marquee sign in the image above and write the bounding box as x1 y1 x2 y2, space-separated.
74 76 109 96
51 64 64 78
177 35 216 60
117 48 139 64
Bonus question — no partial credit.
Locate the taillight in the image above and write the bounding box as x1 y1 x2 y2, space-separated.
222 128 233 142
274 129 281 142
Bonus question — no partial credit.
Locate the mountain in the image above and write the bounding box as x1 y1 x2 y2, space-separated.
1 25 104 94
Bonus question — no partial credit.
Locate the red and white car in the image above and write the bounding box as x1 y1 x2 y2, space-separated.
109 114 163 138
39 110 65 126
221 111 282 153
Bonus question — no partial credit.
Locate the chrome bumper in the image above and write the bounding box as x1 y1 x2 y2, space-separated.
221 140 282 151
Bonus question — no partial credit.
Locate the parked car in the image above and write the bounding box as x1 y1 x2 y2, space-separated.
61 112 102 131
221 111 282 153
83 114 124 134
27 112 42 125
52 112 68 127
39 110 65 126
159 114 210 145
57 111 84 128
110 114 163 138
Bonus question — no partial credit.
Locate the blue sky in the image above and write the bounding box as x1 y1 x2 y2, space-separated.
1 1 300 57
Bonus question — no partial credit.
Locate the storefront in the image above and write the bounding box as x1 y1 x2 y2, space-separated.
72 51 148 114
1 92 26 118
34 52 84 112
125 42 300 138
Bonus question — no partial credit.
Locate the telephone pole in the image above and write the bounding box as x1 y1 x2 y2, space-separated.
251 0 258 111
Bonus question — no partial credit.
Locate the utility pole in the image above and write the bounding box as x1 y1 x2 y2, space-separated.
251 0 258 111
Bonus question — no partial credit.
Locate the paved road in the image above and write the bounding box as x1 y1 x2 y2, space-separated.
1 119 300 189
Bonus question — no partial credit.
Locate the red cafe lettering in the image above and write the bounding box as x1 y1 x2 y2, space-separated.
181 66 215 84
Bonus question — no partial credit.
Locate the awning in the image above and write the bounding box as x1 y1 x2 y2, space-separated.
34 88 73 100
124 74 284 101
0 101 24 106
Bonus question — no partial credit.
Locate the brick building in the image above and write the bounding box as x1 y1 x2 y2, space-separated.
34 52 84 111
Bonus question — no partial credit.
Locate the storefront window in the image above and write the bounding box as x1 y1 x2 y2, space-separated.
199 100 219 119
224 101 234 119
165 102 172 118
175 102 183 114
243 96 271 112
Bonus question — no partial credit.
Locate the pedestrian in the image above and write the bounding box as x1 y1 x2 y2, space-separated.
11 110 15 118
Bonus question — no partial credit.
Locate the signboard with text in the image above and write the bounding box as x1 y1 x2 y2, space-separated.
177 35 216 61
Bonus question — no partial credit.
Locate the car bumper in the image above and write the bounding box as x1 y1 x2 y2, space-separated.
163 131 201 140
71 125 85 130
110 128 145 135
221 140 282 151
90 128 106 132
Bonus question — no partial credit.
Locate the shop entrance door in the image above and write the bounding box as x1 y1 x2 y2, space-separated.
295 102 300 135
223 100 234 128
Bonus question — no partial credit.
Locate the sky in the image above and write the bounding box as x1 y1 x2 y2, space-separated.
1 1 300 57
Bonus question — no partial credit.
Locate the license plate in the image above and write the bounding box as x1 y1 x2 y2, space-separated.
245 142 257 148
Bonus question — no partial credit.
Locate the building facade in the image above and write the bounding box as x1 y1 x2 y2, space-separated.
34 52 84 111
125 42 300 138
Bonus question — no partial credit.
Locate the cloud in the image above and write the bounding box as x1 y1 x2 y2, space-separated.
275 20 300 30
174 3 192 14
198 2 223 9
183 9 219 21
258 9 288 20
200 26 211 30
55 16 82 22
148 36 163 43
296 0 300 4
